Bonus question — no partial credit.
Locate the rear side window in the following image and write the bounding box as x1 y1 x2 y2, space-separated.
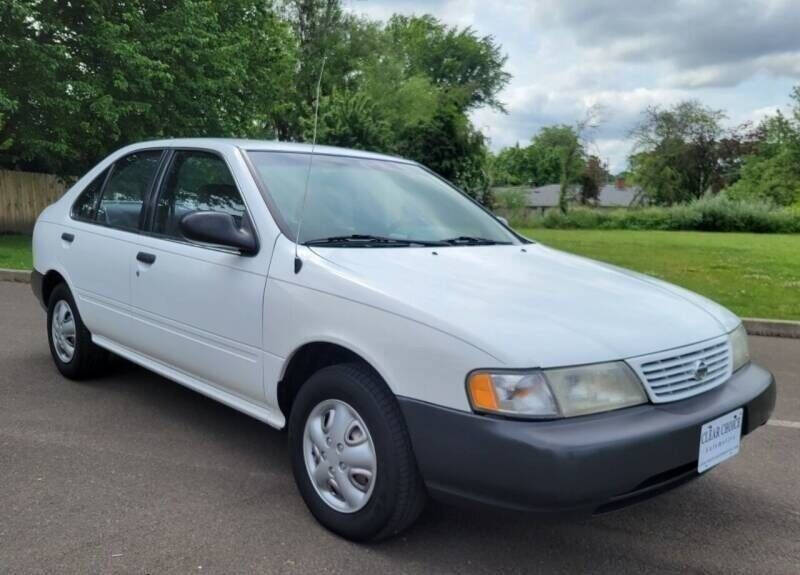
97 151 162 231
71 168 109 221
153 151 246 239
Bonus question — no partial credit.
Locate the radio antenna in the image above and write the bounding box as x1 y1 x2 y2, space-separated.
294 55 327 274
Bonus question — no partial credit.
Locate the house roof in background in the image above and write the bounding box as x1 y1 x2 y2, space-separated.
598 184 641 207
526 184 567 207
493 183 642 208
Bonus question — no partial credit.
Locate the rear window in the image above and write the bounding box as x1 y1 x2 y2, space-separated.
96 151 162 231
71 168 109 221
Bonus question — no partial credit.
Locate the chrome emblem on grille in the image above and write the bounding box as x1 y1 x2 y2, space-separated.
692 360 709 381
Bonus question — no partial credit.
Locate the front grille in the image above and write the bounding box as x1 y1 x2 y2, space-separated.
627 336 732 403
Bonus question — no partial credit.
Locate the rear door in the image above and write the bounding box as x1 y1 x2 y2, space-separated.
60 150 164 347
127 149 268 402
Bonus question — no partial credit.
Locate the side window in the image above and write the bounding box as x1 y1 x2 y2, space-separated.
97 150 162 231
71 168 109 221
154 151 246 239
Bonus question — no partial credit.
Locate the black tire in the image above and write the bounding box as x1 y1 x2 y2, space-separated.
288 362 426 541
46 282 108 380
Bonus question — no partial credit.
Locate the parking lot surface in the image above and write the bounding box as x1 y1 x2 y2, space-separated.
1 281 799 574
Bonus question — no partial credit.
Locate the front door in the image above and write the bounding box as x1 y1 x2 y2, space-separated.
127 150 268 402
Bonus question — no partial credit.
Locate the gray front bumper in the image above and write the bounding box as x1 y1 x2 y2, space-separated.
399 362 776 515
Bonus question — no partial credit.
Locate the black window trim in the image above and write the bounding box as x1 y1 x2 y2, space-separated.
68 147 168 235
141 146 261 257
142 148 175 231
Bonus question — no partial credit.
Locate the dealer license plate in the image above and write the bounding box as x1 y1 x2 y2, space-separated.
698 408 743 473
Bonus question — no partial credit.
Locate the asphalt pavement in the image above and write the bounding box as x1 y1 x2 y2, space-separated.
1 281 799 574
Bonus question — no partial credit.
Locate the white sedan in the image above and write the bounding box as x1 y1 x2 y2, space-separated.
31 139 776 541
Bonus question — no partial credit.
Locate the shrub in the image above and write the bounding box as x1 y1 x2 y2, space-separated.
509 195 800 233
494 187 529 224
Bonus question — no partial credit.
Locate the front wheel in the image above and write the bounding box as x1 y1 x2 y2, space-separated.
288 363 426 541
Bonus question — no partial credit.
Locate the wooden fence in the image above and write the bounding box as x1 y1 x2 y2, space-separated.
0 169 70 234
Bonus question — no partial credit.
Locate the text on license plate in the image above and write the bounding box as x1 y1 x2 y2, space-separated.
698 408 743 473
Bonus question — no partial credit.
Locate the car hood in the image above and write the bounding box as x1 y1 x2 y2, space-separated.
307 243 740 367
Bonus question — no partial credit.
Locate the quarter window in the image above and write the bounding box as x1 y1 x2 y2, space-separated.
154 151 246 239
71 168 109 221
97 151 162 231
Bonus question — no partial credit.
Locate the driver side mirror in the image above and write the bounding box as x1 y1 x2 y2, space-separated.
497 216 509 226
180 211 258 255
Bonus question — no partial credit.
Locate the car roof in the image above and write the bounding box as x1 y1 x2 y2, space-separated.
118 138 415 164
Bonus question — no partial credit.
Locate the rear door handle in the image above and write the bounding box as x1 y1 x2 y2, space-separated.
61 233 74 243
136 252 156 264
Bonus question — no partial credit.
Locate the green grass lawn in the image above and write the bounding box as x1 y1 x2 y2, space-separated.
2 230 799 319
519 229 800 321
0 234 32 271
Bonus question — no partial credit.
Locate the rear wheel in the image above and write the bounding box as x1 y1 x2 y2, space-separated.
47 283 108 379
288 362 426 541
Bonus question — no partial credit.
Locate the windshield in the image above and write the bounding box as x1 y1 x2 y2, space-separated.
247 151 519 246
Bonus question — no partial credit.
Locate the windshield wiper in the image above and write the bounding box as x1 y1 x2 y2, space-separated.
441 236 512 245
304 234 445 247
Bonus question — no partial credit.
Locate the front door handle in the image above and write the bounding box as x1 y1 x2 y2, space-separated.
136 252 156 264
61 233 74 243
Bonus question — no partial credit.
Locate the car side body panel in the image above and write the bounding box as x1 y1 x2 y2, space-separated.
33 207 136 347
58 223 137 347
123 146 280 404
125 233 269 403
262 235 501 413
31 141 286 423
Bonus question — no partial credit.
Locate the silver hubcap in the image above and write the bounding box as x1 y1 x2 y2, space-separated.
51 300 76 363
302 399 377 513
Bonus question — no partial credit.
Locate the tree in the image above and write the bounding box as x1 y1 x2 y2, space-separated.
286 6 509 201
363 13 508 199
491 126 585 191
279 1 382 140
0 0 296 175
726 109 800 206
794 85 800 124
629 151 683 205
580 155 608 204
0 0 511 205
629 101 726 204
491 106 600 209
383 15 510 113
715 124 761 189
493 186 527 224
529 122 592 213
397 97 491 201
0 88 12 151
309 90 392 151
490 144 533 186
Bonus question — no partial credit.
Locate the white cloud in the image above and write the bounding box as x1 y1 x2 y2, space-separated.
592 139 633 174
346 0 800 172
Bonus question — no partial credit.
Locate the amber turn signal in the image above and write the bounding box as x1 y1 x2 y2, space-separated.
467 372 499 411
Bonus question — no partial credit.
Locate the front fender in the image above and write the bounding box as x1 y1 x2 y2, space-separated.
262 276 501 414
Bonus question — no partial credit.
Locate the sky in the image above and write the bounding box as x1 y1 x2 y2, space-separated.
345 0 800 173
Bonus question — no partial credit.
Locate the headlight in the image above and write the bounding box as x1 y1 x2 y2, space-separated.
730 324 750 371
466 362 647 419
